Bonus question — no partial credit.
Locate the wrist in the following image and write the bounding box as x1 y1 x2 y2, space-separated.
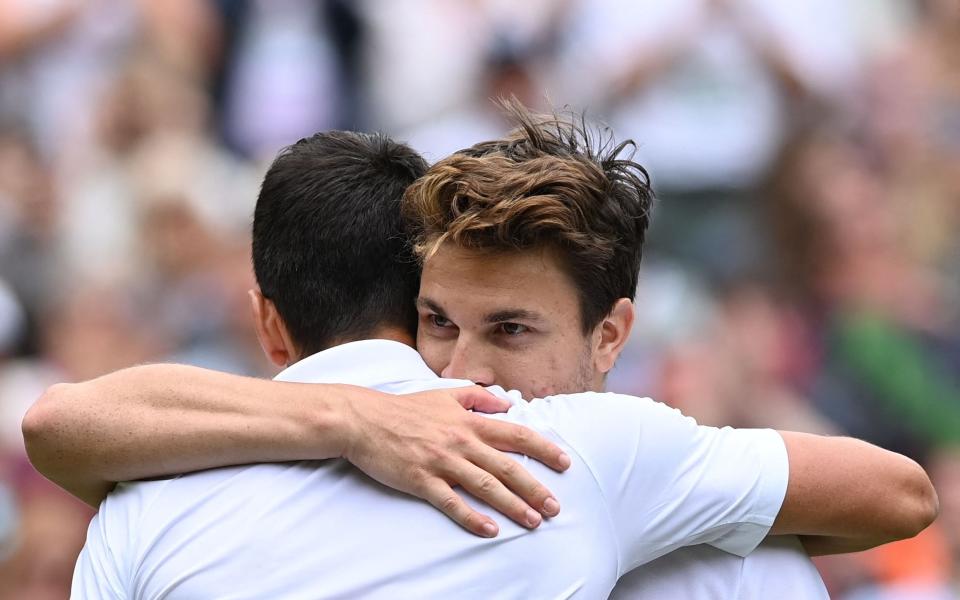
324 384 365 462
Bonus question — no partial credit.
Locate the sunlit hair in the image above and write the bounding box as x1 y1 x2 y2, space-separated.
403 100 654 332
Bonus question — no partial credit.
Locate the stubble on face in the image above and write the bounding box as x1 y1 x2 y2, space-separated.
416 243 605 399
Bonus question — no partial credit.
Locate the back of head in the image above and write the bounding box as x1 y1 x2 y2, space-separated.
403 101 653 332
253 131 428 356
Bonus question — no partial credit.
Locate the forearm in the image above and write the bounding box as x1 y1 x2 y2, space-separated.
22 364 357 506
798 535 883 556
770 432 939 552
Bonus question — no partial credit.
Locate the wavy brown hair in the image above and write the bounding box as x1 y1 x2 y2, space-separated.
403 101 653 332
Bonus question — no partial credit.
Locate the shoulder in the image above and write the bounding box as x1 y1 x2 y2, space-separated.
96 463 327 566
525 392 697 433
103 463 310 527
512 392 706 481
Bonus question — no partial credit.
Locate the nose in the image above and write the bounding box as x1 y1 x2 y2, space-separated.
440 338 496 387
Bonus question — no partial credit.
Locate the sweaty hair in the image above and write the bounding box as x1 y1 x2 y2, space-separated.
252 131 428 356
402 102 653 333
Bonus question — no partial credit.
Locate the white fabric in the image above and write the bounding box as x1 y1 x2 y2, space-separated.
613 536 829 599
72 339 788 599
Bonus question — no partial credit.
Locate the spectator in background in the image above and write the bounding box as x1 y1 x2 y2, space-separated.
213 0 364 159
765 125 960 460
0 0 137 163
763 122 959 598
0 130 58 321
0 466 90 600
0 1 957 598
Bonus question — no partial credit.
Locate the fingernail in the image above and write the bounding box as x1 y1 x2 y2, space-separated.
526 509 542 527
558 453 572 469
482 522 498 537
542 497 559 516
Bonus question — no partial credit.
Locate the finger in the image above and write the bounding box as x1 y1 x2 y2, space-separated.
470 447 561 518
452 386 511 414
474 418 572 472
421 478 500 538
444 458 544 530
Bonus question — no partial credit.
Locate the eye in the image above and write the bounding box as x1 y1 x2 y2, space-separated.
497 322 529 336
429 314 453 328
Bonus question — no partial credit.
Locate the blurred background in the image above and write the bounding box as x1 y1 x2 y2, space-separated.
0 0 957 598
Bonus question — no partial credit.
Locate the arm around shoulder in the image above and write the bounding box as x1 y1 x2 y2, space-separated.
771 431 939 554
22 363 351 506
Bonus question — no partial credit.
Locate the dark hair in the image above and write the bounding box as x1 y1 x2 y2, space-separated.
253 131 428 356
403 101 653 333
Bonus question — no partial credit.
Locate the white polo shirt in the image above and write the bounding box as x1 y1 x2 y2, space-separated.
612 536 829 599
72 340 789 599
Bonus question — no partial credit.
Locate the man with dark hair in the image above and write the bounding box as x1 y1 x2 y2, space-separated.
252 131 424 356
27 114 935 598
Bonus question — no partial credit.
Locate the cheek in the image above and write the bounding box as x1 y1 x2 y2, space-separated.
539 337 596 395
507 352 568 399
416 333 450 376
549 335 583 369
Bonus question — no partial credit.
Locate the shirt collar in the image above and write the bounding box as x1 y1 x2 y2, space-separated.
273 339 440 388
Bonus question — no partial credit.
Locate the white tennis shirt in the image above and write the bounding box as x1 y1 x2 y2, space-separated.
614 535 828 599
72 339 790 599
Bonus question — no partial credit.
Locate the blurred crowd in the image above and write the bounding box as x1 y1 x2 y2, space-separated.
0 1 957 598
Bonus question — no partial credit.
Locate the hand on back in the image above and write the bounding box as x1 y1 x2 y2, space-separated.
341 386 571 537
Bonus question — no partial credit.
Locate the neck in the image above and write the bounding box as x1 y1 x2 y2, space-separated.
322 326 416 354
366 326 417 348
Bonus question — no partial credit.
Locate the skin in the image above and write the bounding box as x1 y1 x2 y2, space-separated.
22 291 575 539
248 286 568 534
22 241 938 549
417 243 634 399
23 241 938 554
413 242 939 552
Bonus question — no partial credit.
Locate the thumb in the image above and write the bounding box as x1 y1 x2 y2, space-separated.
453 386 511 414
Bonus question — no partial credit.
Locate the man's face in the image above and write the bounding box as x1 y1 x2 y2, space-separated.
416 243 602 399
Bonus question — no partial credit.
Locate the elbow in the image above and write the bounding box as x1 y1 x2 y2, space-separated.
912 466 940 536
891 458 939 541
22 382 75 465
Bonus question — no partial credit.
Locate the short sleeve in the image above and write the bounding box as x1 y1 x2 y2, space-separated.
71 513 126 599
535 393 789 575
71 479 171 599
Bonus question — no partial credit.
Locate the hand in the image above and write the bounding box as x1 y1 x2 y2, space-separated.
341 385 571 537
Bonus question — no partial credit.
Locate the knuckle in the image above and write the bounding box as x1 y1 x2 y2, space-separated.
470 417 491 438
462 511 482 530
529 485 550 501
423 443 447 464
439 494 461 514
476 473 498 494
449 430 473 449
409 469 431 492
513 426 531 445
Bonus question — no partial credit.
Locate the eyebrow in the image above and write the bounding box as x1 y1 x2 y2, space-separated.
417 296 543 325
482 309 543 324
416 297 446 315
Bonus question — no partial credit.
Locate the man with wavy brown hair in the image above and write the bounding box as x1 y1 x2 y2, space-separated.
399 102 866 597
404 104 651 399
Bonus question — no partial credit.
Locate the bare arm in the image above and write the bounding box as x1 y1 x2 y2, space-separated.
771 431 939 554
0 0 81 59
21 363 571 537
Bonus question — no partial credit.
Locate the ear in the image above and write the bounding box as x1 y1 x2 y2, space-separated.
249 288 299 367
593 298 635 374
